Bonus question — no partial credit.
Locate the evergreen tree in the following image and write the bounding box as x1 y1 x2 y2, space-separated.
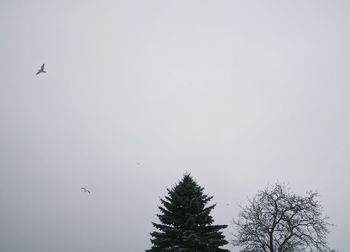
146 174 229 252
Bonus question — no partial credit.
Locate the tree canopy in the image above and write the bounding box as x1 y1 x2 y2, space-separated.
232 183 334 252
147 174 229 252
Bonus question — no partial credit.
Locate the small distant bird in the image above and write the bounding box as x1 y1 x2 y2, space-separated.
36 64 46 75
81 187 91 194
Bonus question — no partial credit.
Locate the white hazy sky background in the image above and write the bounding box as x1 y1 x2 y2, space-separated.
1 1 350 251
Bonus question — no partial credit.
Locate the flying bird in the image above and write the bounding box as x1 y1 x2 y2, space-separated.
36 64 46 75
81 187 91 194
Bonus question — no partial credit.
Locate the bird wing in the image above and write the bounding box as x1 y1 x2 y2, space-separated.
36 70 41 75
41 64 45 70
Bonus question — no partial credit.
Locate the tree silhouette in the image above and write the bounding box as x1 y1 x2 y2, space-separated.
146 174 229 252
232 183 334 252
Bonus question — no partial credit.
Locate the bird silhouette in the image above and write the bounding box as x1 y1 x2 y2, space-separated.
81 187 91 194
36 64 46 75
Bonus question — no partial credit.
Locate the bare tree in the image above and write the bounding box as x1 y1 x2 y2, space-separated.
232 183 334 252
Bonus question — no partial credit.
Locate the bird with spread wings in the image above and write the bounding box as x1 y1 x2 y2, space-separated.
36 64 46 75
81 187 91 194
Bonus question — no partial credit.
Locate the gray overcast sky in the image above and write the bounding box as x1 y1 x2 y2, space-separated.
1 0 349 251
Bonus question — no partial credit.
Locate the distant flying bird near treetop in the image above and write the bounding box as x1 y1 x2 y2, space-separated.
81 187 91 194
36 64 46 75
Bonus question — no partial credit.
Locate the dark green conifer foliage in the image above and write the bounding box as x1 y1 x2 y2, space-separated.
146 174 229 252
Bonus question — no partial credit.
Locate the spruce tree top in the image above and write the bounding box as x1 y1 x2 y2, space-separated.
147 173 229 252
